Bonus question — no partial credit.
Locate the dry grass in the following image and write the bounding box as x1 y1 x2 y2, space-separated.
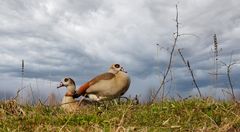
1 98 240 131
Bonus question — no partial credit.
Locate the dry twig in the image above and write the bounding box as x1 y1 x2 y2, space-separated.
178 49 202 97
152 5 180 102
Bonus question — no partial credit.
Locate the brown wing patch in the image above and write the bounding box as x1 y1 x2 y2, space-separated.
76 73 115 96
89 73 115 85
76 82 90 95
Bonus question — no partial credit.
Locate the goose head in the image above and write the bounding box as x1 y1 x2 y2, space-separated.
108 63 127 74
57 77 76 96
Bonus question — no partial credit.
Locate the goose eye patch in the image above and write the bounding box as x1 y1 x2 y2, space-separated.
64 78 69 82
114 64 120 68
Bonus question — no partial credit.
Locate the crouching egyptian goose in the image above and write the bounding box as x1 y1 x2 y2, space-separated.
57 77 91 112
73 64 131 101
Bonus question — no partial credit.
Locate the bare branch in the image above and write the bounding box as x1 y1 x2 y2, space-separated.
151 4 180 102
220 52 239 101
179 33 200 38
227 64 235 101
14 86 26 100
178 49 202 97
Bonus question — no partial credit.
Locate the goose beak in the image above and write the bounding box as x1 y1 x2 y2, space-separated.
120 67 127 73
57 82 64 88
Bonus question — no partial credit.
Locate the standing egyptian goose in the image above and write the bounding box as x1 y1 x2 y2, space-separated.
73 64 131 101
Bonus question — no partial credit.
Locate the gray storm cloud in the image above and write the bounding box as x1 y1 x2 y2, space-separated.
0 0 240 100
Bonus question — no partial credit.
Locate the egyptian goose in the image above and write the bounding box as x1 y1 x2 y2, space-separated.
57 77 90 112
73 64 131 101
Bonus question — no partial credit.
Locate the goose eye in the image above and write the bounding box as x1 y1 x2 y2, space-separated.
114 64 120 68
64 78 69 82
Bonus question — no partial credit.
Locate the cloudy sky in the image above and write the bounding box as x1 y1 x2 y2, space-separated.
0 0 240 101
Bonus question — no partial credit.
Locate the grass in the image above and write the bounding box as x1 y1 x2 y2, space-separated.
1 98 240 131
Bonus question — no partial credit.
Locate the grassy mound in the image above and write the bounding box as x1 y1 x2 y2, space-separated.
1 98 240 131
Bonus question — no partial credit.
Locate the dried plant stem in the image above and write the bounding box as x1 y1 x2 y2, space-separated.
227 64 235 101
213 34 219 81
14 86 26 100
178 49 202 97
59 113 74 132
151 5 179 102
221 61 236 101
116 103 132 132
220 52 237 101
21 60 24 89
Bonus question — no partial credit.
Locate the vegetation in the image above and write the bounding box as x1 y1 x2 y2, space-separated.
1 98 240 131
1 3 239 132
